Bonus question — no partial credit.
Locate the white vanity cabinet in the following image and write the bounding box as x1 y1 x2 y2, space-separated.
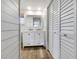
23 31 45 47
23 32 34 46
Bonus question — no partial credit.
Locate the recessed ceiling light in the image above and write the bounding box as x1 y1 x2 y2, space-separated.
38 8 41 10
27 6 31 10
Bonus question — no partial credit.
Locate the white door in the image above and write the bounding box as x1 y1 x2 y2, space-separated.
47 0 60 59
1 0 19 59
60 0 77 59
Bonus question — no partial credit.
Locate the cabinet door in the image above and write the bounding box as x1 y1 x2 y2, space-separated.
23 32 29 45
23 32 34 46
34 31 40 44
39 31 45 45
29 32 34 45
34 31 45 45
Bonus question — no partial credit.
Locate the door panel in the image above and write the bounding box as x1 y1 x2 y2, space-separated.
60 0 77 59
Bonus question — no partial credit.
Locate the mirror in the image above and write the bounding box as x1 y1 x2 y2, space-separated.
33 16 41 28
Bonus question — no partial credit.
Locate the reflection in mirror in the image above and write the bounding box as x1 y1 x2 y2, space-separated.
33 16 41 28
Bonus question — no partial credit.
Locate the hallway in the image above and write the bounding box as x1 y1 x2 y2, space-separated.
21 46 53 59
1 0 77 59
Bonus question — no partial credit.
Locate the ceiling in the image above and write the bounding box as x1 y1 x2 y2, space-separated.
20 0 51 17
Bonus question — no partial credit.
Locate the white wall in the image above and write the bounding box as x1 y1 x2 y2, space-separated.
1 0 19 59
41 10 47 31
23 15 47 31
20 18 24 32
23 10 47 31
24 16 33 31
41 10 48 47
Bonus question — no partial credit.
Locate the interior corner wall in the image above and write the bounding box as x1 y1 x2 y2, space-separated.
1 0 20 59
47 0 60 59
41 10 48 47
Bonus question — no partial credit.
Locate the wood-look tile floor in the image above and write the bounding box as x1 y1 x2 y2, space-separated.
21 46 53 59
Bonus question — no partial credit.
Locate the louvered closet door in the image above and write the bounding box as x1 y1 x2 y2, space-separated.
47 1 53 54
52 0 60 59
47 0 60 59
1 0 20 59
60 0 77 59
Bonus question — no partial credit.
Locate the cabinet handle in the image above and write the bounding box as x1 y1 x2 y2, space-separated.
54 32 56 34
64 34 67 37
28 34 30 35
39 33 40 35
